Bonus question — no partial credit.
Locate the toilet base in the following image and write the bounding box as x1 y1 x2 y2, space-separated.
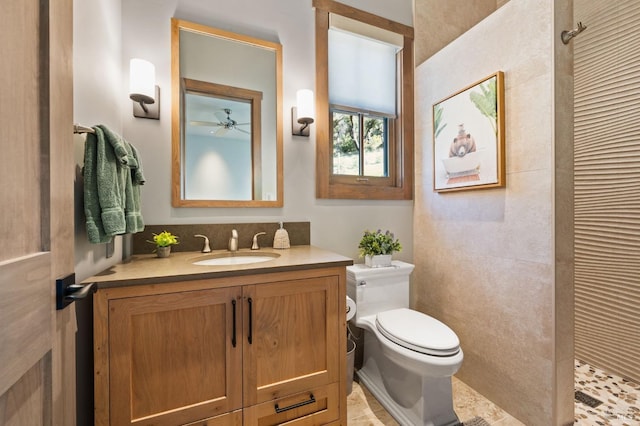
357 330 461 426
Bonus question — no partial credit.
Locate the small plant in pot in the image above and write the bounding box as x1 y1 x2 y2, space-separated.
358 229 401 268
148 231 179 258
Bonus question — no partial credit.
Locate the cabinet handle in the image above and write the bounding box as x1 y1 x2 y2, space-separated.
274 393 316 414
247 297 253 344
231 299 237 348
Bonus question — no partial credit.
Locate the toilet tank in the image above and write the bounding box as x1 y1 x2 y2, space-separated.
346 261 415 320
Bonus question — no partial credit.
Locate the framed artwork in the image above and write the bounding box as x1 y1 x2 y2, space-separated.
432 71 505 192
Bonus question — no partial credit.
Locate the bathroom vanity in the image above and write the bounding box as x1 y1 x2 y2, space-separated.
89 246 351 426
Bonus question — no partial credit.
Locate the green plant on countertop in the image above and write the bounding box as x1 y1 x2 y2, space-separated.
148 231 179 247
358 229 401 257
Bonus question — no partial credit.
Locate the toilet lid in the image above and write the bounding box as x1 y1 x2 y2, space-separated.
375 308 460 356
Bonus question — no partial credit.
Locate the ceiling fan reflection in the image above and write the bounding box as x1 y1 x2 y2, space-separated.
190 108 250 137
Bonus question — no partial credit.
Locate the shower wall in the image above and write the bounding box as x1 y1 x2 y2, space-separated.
413 0 574 424
574 0 640 384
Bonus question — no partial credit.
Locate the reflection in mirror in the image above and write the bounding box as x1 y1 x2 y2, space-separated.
171 18 283 207
183 79 262 200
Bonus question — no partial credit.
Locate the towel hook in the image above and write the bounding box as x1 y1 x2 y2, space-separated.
561 22 587 44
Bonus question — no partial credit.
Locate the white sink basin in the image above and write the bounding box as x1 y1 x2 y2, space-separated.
192 252 280 266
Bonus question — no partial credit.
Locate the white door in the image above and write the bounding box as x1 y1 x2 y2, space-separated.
0 0 76 425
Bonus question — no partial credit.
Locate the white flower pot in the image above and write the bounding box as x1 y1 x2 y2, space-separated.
365 254 392 268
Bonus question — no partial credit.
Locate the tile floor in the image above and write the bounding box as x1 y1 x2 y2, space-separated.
347 360 640 425
346 377 523 425
574 359 639 425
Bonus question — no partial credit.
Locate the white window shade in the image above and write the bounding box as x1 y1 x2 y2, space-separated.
329 28 399 115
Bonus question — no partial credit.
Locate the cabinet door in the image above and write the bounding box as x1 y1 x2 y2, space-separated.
109 287 243 426
243 275 340 406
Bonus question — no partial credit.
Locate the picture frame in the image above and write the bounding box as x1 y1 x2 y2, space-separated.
432 71 505 192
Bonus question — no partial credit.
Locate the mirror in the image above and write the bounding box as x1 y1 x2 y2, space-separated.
171 18 283 207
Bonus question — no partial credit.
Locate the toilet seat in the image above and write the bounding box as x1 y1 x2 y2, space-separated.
375 308 460 357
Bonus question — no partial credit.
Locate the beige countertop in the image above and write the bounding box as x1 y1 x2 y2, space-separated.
83 245 353 288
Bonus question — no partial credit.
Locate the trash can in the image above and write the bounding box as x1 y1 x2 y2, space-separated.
346 338 356 395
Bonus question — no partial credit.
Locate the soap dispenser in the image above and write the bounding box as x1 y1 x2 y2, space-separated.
273 221 290 249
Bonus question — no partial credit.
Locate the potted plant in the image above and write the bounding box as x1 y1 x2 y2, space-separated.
148 231 179 258
358 229 402 268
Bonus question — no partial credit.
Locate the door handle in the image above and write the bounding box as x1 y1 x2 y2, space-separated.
56 273 97 310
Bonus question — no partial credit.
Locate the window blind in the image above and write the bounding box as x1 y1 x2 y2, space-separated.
328 16 401 115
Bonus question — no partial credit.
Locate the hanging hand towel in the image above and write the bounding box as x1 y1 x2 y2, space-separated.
124 142 145 234
82 125 145 243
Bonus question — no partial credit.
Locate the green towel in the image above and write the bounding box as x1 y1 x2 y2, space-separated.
83 125 145 243
83 126 113 243
125 143 145 234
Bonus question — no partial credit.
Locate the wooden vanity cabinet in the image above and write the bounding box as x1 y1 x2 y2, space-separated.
94 267 346 426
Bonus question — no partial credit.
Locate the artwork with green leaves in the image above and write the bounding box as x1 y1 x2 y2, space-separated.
432 71 505 192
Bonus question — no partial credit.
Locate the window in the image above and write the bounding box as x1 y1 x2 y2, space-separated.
314 0 414 199
331 108 392 178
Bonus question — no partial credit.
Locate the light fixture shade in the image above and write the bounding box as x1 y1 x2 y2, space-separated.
129 58 156 104
296 89 315 122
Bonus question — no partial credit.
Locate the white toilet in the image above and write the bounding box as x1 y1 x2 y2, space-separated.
347 261 463 426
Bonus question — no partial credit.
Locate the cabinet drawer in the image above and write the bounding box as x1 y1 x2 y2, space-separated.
243 382 339 426
182 410 242 426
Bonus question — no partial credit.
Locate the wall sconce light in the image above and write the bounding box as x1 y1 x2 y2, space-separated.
129 58 160 120
292 89 314 137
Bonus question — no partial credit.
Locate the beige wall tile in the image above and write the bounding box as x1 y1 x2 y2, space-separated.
413 0 573 424
415 0 498 66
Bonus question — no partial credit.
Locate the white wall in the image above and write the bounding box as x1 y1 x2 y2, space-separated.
119 0 414 262
73 2 124 423
185 135 253 200
73 0 124 282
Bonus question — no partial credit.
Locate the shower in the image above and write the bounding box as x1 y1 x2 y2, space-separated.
573 0 640 422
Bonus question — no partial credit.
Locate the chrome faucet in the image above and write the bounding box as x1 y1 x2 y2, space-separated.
228 229 238 252
194 234 211 253
251 232 266 250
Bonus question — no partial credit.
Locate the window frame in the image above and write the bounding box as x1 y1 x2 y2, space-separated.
313 0 414 200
